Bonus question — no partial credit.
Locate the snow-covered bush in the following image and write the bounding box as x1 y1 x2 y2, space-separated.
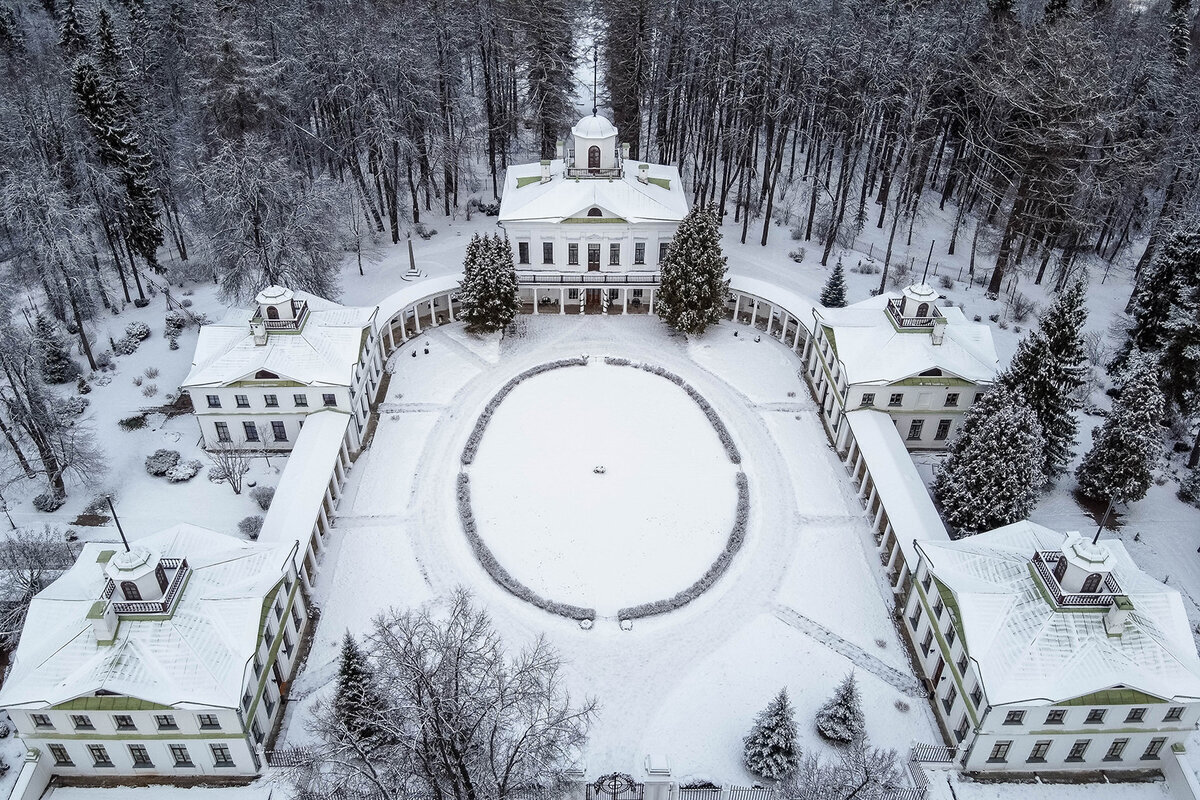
32 492 65 512
238 515 264 540
938 275 954 290
119 414 147 431
166 459 202 483
57 396 89 417
95 350 113 369
461 359 587 464
114 335 141 356
141 384 158 397
164 311 186 337
788 249 805 264
815 672 865 743
631 363 741 463
145 449 181 476
603 357 632 367
168 338 180 351
1179 469 1200 507
456 473 595 621
125 321 151 341
145 367 160 379
251 485 276 511
743 688 799 780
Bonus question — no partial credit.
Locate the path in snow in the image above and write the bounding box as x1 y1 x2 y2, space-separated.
772 604 926 697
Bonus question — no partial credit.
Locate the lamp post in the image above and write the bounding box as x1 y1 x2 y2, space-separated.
0 490 15 530
1093 497 1115 545
105 495 130 552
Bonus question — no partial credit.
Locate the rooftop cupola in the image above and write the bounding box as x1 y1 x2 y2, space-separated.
1056 532 1116 594
104 547 168 602
568 114 621 178
886 283 941 331
251 286 309 337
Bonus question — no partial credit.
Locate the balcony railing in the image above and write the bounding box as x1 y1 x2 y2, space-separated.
885 299 939 329
252 301 309 331
516 272 659 285
564 166 625 179
1031 551 1121 608
101 559 191 616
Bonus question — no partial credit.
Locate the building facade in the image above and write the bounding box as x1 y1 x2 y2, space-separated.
0 524 309 778
806 284 998 449
183 286 383 452
903 521 1200 773
498 114 689 314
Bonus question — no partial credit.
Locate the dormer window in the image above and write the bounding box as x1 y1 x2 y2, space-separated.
255 370 278 380
588 146 600 169
587 207 603 217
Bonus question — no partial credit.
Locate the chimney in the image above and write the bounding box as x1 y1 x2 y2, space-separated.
88 600 118 644
540 159 551 184
637 163 649 184
251 320 268 346
1105 596 1134 636
621 142 630 160
556 139 565 160
931 318 946 346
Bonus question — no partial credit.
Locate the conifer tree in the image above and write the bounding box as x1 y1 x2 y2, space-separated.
656 205 729 335
34 314 76 384
58 0 88 57
934 385 1046 533
815 673 865 744
820 259 847 308
1076 352 1165 505
333 633 382 742
743 688 799 780
459 233 520 334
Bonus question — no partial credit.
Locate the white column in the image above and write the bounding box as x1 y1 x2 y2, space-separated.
793 324 802 349
780 315 788 342
751 299 759 327
648 288 655 315
398 319 408 342
622 288 628 314
733 293 741 320
532 288 539 314
412 306 422 334
386 325 395 351
429 299 437 326
559 288 565 314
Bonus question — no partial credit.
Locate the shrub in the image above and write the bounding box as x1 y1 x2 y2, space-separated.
76 376 91 395
133 298 150 308
788 249 805 264
238 515 264 540
166 459 202 483
1010 291 1036 322
208 463 248 483
250 485 276 511
57 396 90 417
32 492 66 512
141 383 158 397
415 223 437 240
95 350 113 368
119 414 147 431
180 298 193 308
144 367 160 379
132 376 143 386
168 338 180 351
164 311 186 336
145 448 181 476
114 335 140 355
1179 468 1200 508
603 357 632 367
125 321 151 341
938 275 954 290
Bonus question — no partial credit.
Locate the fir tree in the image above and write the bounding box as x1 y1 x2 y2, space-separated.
58 0 88 57
459 233 520 334
1076 352 1165 505
815 673 865 744
934 384 1046 533
1127 231 1200 354
333 633 382 742
656 205 729 335
820 259 847 308
743 688 799 780
34 314 77 384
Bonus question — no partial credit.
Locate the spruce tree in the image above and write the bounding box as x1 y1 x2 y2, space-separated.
743 688 799 780
815 673 865 744
820 259 847 308
34 314 76 384
459 233 520 334
934 384 1046 533
1076 352 1165 505
656 205 729 335
58 0 89 57
333 633 382 741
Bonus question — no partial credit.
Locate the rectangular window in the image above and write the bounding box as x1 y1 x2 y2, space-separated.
542 242 554 264
909 610 921 631
1004 710 1025 726
31 714 52 729
170 744 193 767
283 629 294 657
198 714 220 730
1085 708 1106 724
274 600 283 621
971 685 983 707
889 393 903 407
921 630 933 655
1045 709 1066 725
945 392 960 407
293 393 308 407
955 717 969 743
568 243 579 265
211 744 235 768
634 242 646 264
933 598 944 619
1105 739 1129 761
907 420 925 440
1028 740 1051 763
988 741 1011 763
921 573 932 592
206 395 221 409
215 422 231 442
659 242 669 262
264 394 278 407
244 422 260 442
291 603 302 629
155 714 177 730
945 625 957 648
1067 740 1090 762
957 654 969 675
568 289 579 300
242 691 252 712
861 392 875 407
935 419 953 441
518 242 529 264
632 288 644 298
129 744 153 768
235 394 250 408
71 715 93 730
323 393 337 407
1127 708 1147 723
974 392 984 404
253 656 263 678
609 243 621 265
252 719 264 743
271 421 287 442
1165 706 1185 722
942 684 958 714
114 714 135 731
265 695 276 718
1144 737 1167 760
88 744 113 767
49 744 72 766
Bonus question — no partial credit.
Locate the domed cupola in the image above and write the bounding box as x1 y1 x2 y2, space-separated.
569 115 621 177
251 285 310 340
105 547 169 602
898 284 939 320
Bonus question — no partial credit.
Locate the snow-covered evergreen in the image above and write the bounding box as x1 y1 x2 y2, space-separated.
815 672 865 743
743 688 799 780
332 632 382 742
819 259 847 308
1076 352 1165 505
459 233 520 334
934 384 1045 534
34 314 76 384
656 205 729 335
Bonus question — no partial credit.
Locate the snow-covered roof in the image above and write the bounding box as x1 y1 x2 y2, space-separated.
499 159 688 225
572 115 617 139
0 525 297 711
258 410 351 547
376 274 463 328
729 274 820 323
183 292 377 389
845 409 949 567
815 292 998 386
917 521 1200 707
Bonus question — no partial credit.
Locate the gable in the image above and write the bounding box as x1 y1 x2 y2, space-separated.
52 694 174 712
1058 686 1170 706
562 202 628 224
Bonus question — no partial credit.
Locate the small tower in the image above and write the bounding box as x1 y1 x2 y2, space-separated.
1054 532 1116 594
105 547 169 602
571 115 620 174
256 286 298 322
898 284 939 320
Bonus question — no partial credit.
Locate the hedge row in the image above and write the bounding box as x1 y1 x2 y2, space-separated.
618 471 750 621
461 358 588 465
456 473 596 622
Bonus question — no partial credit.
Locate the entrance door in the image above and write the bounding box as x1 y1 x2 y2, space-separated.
587 244 601 271
588 145 600 169
585 289 602 310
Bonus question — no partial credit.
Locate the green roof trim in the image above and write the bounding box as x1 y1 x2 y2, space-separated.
890 376 976 387
647 177 671 190
516 176 542 188
820 325 838 356
96 550 115 564
86 601 106 620
225 379 306 388
933 577 965 652
1116 596 1135 611
52 696 173 712
562 217 627 224
1060 688 1168 706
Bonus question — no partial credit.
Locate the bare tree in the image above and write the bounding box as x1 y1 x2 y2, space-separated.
206 438 253 495
779 738 902 800
0 525 76 652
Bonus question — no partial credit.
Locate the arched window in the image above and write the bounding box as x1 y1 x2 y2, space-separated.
587 207 603 217
266 307 279 320
588 146 600 169
1053 557 1067 583
255 370 279 380
121 581 141 601
916 302 930 317
1082 573 1102 593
